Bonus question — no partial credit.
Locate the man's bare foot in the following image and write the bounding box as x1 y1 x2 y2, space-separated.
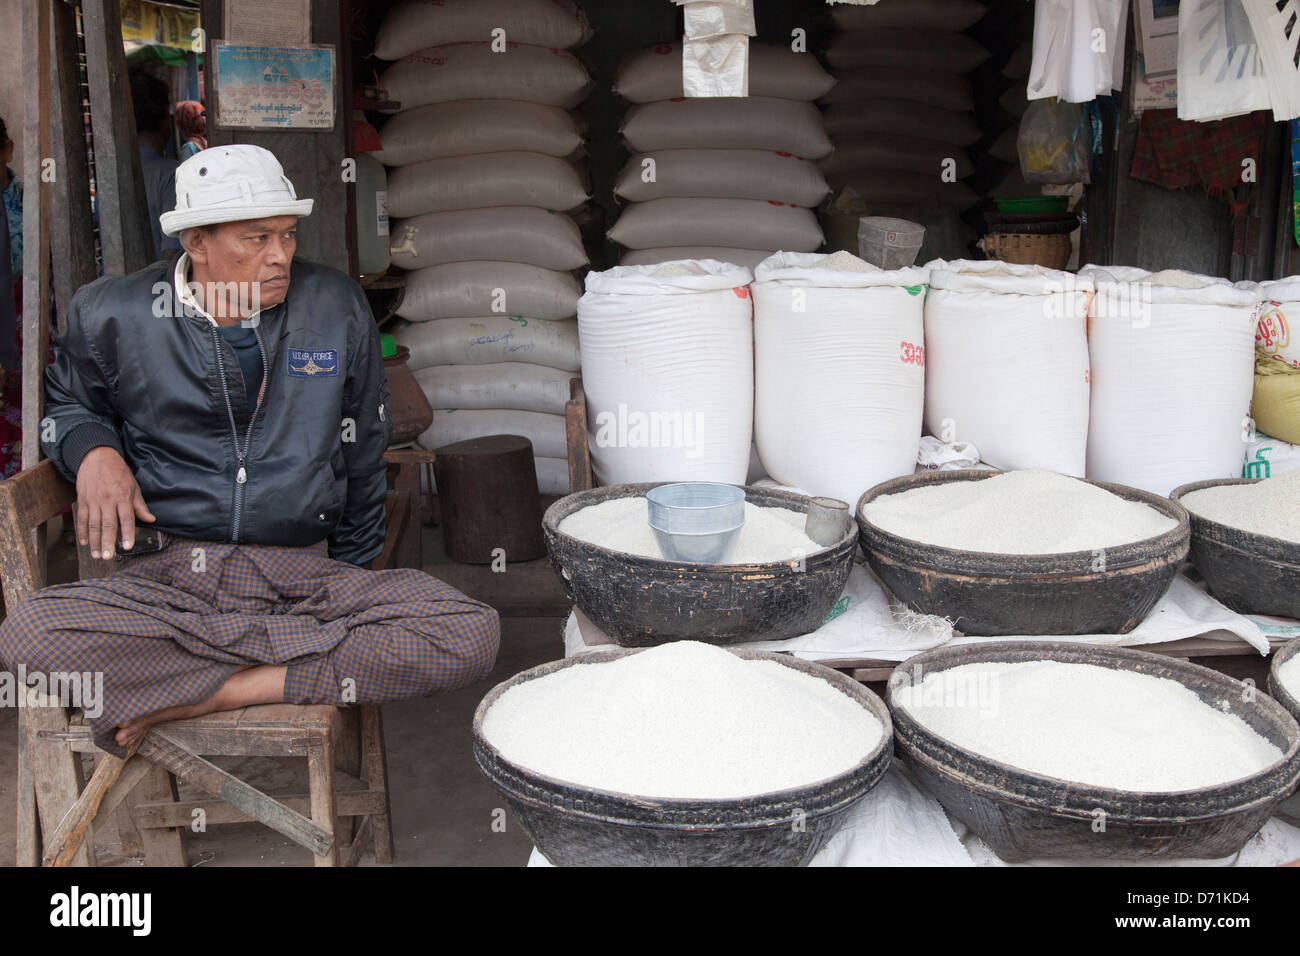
114 665 287 747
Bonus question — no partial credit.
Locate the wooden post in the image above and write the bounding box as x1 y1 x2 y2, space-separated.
21 0 52 472
49 0 98 330
432 435 547 564
82 0 153 276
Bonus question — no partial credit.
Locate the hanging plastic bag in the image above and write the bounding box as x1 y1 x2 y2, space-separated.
1028 0 1128 103
1177 0 1271 122
1017 98 1091 184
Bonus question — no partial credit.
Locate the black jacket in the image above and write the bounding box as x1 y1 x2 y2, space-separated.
43 258 393 566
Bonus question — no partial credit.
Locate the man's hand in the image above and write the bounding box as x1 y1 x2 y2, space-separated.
76 446 156 558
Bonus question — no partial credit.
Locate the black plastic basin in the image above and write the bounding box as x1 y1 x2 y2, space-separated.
856 469 1190 636
544 483 856 646
888 641 1300 862
1171 477 1300 621
473 648 893 866
1269 637 1300 727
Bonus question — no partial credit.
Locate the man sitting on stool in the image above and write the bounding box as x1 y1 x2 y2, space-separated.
0 145 499 755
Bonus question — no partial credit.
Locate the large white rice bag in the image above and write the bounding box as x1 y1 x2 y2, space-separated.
621 97 833 158
375 0 592 61
1083 266 1258 496
923 260 1092 475
820 67 974 111
819 135 974 179
826 30 990 73
753 252 928 507
397 262 581 321
578 260 755 484
1250 278 1300 370
387 153 588 217
615 42 836 102
614 149 830 206
378 44 593 111
394 317 580 371
607 198 823 252
416 408 567 459
830 0 987 31
621 246 772 270
390 207 587 271
374 101 583 167
413 362 573 414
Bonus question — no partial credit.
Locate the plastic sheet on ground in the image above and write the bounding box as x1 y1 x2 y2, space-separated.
525 772 1300 867
563 564 1277 662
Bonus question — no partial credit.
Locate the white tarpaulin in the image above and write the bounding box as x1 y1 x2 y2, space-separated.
564 563 1280 661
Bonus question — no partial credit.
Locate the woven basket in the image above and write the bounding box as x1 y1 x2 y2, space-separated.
981 232 1072 270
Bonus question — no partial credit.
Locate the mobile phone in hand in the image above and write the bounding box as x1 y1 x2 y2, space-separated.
116 527 167 556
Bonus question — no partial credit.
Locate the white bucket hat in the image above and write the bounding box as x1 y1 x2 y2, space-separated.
160 144 314 237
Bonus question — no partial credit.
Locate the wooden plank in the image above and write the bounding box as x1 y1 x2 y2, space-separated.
305 734 339 866
42 746 140 867
566 377 593 493
16 708 40 866
133 763 185 866
137 729 334 857
48 0 97 326
23 694 92 867
361 704 393 864
81 0 152 275
133 788 386 829
375 490 409 574
21 0 52 471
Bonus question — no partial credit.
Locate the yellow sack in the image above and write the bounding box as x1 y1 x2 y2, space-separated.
1253 350 1300 446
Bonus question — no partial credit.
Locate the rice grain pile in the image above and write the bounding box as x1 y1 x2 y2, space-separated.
1278 653 1300 701
863 470 1177 554
894 660 1282 791
481 641 883 799
1179 470 1300 545
558 497 821 562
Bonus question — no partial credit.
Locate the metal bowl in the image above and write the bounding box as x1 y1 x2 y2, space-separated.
646 482 745 563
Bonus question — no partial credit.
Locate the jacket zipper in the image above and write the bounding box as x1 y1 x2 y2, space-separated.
210 324 268 542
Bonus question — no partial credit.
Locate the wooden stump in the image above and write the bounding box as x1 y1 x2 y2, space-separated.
432 435 546 564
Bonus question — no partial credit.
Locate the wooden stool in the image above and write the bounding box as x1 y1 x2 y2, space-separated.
432 434 546 564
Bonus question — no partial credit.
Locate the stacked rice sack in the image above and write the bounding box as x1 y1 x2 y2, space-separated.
818 0 988 262
609 41 835 269
372 0 593 495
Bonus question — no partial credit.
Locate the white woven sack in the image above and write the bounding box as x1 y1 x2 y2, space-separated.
413 362 573 415
390 207 586 272
397 262 581 321
820 135 973 179
375 0 592 61
621 246 771 270
416 408 568 459
621 97 833 158
614 149 830 205
821 101 982 147
378 43 593 111
826 173 980 209
578 260 755 484
826 30 990 73
387 152 587 218
753 251 928 506
615 42 835 102
1249 278 1300 370
923 259 1092 475
1082 265 1259 495
374 102 583 167
820 67 974 111
830 0 987 31
394 317 580 371
1243 433 1300 478
607 198 823 252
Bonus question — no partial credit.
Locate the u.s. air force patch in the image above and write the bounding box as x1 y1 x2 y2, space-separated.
287 348 339 377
